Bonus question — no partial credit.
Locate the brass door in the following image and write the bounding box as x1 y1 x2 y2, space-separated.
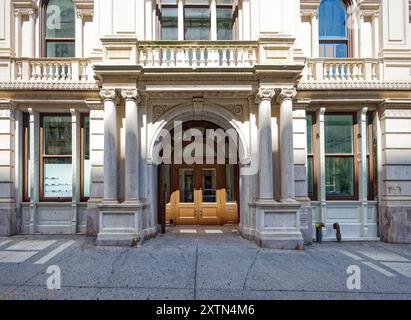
171 165 223 225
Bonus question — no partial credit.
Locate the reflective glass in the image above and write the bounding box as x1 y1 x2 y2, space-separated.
202 169 216 203
45 0 75 38
179 168 195 202
43 116 72 155
325 114 353 154
325 157 354 196
162 7 178 40
217 8 233 40
43 157 72 198
184 8 210 40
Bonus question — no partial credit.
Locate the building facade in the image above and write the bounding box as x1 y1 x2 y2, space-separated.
0 0 410 248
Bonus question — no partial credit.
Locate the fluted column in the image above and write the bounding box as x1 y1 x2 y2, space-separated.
100 89 119 203
277 88 297 202
121 89 140 202
256 88 275 201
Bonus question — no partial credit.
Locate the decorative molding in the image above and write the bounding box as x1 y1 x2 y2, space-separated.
85 99 103 110
100 89 118 101
255 88 276 104
276 88 297 104
298 81 411 90
121 89 140 102
0 81 99 91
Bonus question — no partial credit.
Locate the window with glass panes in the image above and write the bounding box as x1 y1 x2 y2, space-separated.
319 0 350 58
157 0 235 40
42 0 75 57
306 113 317 200
81 115 90 201
40 115 72 201
324 113 358 200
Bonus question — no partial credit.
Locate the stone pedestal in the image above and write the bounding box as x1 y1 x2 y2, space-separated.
96 202 144 246
255 201 304 250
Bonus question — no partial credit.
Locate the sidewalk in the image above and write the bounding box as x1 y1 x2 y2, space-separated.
0 227 410 300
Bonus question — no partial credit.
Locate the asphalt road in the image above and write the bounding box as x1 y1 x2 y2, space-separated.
0 226 410 300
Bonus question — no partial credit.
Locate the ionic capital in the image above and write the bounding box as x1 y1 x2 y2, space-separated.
100 89 118 102
121 89 140 103
255 88 276 104
276 88 297 104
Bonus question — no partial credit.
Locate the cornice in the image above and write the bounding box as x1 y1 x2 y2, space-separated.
298 81 411 91
0 81 99 91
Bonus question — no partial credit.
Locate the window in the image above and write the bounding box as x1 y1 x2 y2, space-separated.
156 0 235 40
40 115 72 201
319 0 350 58
23 113 30 202
161 7 178 40
42 0 75 57
366 112 376 200
307 113 317 200
184 7 210 40
81 115 90 201
324 114 357 200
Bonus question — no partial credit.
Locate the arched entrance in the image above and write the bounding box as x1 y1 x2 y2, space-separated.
157 121 240 231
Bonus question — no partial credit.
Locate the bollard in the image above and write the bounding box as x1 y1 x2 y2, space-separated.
333 223 342 242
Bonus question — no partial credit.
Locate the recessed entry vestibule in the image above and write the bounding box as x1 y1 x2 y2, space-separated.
157 121 240 232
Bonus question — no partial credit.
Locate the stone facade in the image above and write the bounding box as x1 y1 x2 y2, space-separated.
0 0 410 248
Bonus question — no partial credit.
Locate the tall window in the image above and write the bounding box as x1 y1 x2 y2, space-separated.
81 115 90 201
307 113 317 200
324 114 357 200
23 113 31 202
184 4 211 40
319 0 349 58
366 112 376 200
42 0 75 57
40 115 72 201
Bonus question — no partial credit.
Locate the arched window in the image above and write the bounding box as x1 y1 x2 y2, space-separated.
41 0 75 57
319 0 350 58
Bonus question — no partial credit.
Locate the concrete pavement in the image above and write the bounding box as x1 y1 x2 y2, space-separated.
0 226 410 300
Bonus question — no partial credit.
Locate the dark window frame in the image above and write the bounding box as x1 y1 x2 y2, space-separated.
23 113 30 202
307 112 318 201
80 113 90 202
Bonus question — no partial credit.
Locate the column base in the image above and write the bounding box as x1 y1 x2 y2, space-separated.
96 201 144 247
0 204 19 236
255 200 304 250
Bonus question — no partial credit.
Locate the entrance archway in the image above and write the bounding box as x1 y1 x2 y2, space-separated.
157 121 240 231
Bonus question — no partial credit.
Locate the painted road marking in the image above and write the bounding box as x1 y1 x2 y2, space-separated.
205 230 223 234
34 240 76 265
382 262 411 278
6 240 57 251
0 240 12 248
0 251 38 263
339 250 363 261
180 229 197 234
361 261 395 277
358 250 409 262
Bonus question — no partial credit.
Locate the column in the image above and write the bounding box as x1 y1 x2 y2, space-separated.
358 107 368 237
75 10 84 58
121 89 140 202
71 109 80 234
316 108 326 225
28 9 36 57
100 89 119 203
178 0 185 40
310 12 319 58
358 12 365 58
371 13 380 58
256 88 275 201
28 108 39 234
277 89 297 202
210 0 217 40
14 10 22 56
